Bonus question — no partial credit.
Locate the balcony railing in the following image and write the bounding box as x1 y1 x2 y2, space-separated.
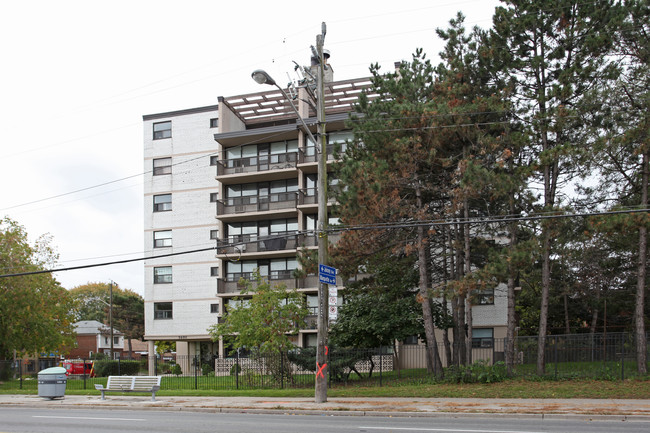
217 272 300 294
298 145 336 164
297 187 339 206
217 192 297 215
304 314 318 329
298 188 317 205
216 152 298 176
217 233 306 255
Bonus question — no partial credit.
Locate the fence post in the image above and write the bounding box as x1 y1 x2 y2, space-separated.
236 350 239 390
117 356 121 376
19 360 23 390
83 358 87 390
194 355 198 390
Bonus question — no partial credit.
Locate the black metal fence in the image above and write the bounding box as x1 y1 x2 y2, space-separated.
1 332 648 391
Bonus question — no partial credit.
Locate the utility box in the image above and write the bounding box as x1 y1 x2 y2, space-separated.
38 367 67 399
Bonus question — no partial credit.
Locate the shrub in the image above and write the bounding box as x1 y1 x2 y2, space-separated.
201 363 214 376
230 363 242 376
170 364 182 376
92 360 141 377
444 360 507 384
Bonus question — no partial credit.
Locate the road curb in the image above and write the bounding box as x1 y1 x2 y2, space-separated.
2 400 650 421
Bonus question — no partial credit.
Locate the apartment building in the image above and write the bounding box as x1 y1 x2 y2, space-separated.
143 104 221 366
143 58 507 370
143 53 372 365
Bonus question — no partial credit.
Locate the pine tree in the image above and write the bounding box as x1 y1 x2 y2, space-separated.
490 0 621 374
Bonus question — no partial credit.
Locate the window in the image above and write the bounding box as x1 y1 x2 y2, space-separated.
210 155 219 166
210 266 219 277
270 218 298 234
305 174 317 196
329 131 353 153
472 328 494 348
153 230 172 248
113 336 120 345
210 229 219 240
210 303 219 313
269 258 297 280
403 335 419 345
210 118 219 128
154 266 172 284
210 192 218 202
154 302 173 320
153 158 172 175
304 333 317 347
153 121 171 139
153 194 172 212
226 260 256 281
473 287 495 305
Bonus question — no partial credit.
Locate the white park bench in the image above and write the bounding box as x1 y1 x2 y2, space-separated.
94 376 161 401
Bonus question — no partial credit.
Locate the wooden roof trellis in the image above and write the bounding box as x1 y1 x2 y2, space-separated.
222 77 375 125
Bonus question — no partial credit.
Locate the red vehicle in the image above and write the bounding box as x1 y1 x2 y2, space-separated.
61 360 95 377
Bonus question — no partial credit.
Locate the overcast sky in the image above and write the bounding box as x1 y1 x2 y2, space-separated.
0 0 500 296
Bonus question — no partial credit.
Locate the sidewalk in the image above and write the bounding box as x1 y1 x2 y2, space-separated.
1 394 650 420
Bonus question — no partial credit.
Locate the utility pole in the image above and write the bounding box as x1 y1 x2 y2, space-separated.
251 22 330 403
109 281 114 359
314 21 329 404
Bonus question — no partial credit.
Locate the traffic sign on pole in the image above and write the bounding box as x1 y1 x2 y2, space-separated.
318 264 337 285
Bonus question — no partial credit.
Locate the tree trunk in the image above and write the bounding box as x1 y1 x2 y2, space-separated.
505 184 518 375
636 150 648 375
589 289 600 334
451 296 460 366
442 294 452 367
563 293 571 335
464 198 472 365
454 223 467 366
416 181 443 377
537 221 551 375
393 341 401 379
535 25 554 377
441 227 452 367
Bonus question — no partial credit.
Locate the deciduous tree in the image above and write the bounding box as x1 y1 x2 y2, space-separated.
0 217 76 360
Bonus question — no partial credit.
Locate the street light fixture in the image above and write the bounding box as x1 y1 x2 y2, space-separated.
251 23 329 403
250 69 319 147
251 70 276 86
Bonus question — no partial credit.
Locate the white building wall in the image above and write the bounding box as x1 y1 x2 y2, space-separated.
143 106 220 343
472 282 508 329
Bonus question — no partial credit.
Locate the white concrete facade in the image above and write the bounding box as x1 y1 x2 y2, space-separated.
143 105 220 358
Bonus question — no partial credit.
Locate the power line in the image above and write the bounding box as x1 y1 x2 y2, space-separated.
330 208 650 233
2 207 648 279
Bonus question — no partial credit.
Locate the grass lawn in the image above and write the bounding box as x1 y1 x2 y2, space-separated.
2 378 649 399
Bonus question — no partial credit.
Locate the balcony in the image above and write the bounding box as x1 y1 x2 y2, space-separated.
304 313 318 330
217 233 300 255
297 145 337 165
217 271 299 294
216 152 298 177
217 192 298 216
297 188 317 206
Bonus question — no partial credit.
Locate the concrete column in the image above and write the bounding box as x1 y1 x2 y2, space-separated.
147 341 156 375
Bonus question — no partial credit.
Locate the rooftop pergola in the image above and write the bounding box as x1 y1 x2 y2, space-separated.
221 77 374 125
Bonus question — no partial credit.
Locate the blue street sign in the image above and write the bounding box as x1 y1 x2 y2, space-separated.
319 264 337 285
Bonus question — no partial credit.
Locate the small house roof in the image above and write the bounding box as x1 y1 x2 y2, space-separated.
73 320 122 336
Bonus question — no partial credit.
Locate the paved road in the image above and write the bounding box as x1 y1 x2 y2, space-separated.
1 407 649 433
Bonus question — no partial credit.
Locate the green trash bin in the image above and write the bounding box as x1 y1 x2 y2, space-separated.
38 367 67 399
